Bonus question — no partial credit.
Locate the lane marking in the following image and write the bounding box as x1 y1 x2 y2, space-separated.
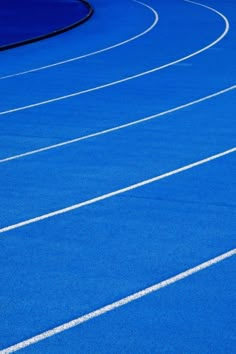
0 85 235 164
1 248 235 353
0 147 235 234
0 0 229 116
0 0 159 80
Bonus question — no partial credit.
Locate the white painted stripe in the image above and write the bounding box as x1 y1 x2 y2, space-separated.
0 0 159 80
0 147 235 234
1 248 235 353
0 85 235 164
0 0 229 116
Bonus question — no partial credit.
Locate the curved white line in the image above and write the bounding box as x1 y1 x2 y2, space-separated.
0 0 229 116
0 85 235 164
0 0 159 80
1 248 235 353
0 147 235 234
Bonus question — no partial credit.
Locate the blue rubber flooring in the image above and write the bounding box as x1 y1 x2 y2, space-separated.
0 0 235 353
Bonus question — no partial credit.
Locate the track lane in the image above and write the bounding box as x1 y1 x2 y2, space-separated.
0 89 235 232
0 150 235 350
17 254 235 354
0 0 228 111
0 0 235 352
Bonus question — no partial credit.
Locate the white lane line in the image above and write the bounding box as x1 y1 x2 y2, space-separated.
0 85 235 164
1 248 235 353
0 0 229 116
0 0 159 80
0 147 235 234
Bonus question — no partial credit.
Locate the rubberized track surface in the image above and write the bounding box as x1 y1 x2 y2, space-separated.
0 0 235 352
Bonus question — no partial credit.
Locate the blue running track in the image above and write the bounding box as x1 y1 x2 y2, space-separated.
0 0 235 353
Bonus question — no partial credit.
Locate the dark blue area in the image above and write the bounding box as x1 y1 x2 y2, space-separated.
0 0 90 47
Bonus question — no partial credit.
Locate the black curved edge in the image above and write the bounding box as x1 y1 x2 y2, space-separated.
0 0 93 51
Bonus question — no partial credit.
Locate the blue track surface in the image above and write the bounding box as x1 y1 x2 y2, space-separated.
0 0 235 353
0 0 90 48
